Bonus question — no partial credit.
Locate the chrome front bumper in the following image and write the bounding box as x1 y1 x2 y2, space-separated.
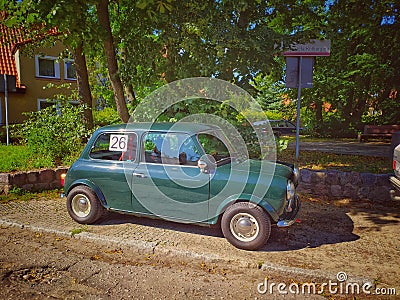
389 176 400 201
277 194 301 227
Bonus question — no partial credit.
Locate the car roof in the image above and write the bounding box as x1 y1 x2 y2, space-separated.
97 122 220 135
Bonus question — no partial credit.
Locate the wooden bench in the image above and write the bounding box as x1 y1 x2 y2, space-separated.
358 125 400 142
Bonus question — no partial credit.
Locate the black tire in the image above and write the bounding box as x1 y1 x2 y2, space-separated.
66 185 105 224
221 202 271 250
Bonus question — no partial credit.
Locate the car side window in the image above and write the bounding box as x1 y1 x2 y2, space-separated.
143 132 201 165
89 132 138 161
198 133 230 163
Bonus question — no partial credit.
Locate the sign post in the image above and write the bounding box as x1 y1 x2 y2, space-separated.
295 56 303 161
283 40 330 161
0 74 17 145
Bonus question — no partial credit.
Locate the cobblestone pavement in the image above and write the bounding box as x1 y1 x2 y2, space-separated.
1 196 399 296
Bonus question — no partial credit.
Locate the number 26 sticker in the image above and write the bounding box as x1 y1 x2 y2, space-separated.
109 134 128 152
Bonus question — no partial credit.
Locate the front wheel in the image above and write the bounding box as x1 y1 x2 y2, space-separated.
66 186 105 224
221 202 271 250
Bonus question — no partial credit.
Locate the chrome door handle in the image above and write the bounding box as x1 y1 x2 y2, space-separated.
133 173 147 178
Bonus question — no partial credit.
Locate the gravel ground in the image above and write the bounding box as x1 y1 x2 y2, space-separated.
0 195 399 299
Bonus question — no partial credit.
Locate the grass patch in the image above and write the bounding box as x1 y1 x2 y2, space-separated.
0 189 62 203
277 149 391 173
0 144 80 173
0 145 53 172
70 225 88 237
280 135 357 143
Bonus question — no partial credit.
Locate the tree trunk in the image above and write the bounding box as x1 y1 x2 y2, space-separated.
125 84 137 108
96 0 130 123
120 46 137 108
315 100 323 122
74 41 94 130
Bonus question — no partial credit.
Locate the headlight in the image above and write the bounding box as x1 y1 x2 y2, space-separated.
292 166 300 185
286 180 295 201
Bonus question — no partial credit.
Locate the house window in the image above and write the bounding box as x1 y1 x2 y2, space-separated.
64 59 77 80
38 99 57 111
38 99 79 114
35 55 60 79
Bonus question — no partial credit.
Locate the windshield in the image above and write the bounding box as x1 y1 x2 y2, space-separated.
197 130 239 165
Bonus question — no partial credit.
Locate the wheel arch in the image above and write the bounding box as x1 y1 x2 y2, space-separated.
211 194 279 225
66 179 108 208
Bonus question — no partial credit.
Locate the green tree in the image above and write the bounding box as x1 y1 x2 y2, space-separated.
113 1 288 93
1 0 97 128
5 0 397 137
250 0 400 137
301 0 400 136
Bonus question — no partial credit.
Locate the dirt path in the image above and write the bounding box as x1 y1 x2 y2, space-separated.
0 195 399 299
0 225 266 299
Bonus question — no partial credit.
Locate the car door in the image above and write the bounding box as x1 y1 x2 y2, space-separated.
87 131 139 211
130 131 210 223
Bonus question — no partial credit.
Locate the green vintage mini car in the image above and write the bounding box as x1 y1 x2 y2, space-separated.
63 122 300 250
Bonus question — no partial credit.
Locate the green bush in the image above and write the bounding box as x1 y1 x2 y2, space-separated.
14 104 91 165
93 107 120 127
0 144 53 172
235 109 284 124
236 125 286 160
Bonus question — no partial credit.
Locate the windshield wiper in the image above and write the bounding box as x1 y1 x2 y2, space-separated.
216 156 231 166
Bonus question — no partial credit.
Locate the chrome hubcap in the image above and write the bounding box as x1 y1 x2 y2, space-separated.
230 213 259 242
71 194 91 218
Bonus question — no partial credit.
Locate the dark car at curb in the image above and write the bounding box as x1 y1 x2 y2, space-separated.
253 119 302 137
390 144 400 201
62 122 300 251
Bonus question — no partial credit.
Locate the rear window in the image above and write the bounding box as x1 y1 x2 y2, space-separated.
89 132 138 161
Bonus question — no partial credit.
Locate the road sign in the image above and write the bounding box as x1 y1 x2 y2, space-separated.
282 39 331 57
282 40 330 161
286 57 314 88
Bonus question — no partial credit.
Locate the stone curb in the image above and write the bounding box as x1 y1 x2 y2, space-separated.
0 167 68 194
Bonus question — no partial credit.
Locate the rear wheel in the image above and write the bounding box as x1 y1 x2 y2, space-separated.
221 202 271 250
66 186 105 224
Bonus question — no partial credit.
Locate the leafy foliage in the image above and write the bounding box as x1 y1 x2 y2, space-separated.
300 0 400 136
93 107 120 127
1 0 399 138
13 104 91 165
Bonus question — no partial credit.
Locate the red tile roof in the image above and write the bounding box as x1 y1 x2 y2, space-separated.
1 21 61 91
0 23 27 89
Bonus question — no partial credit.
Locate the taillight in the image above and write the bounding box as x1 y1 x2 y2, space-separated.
394 160 397 171
60 173 66 186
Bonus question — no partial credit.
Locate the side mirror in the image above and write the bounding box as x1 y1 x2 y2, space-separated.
198 160 208 173
198 154 216 174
